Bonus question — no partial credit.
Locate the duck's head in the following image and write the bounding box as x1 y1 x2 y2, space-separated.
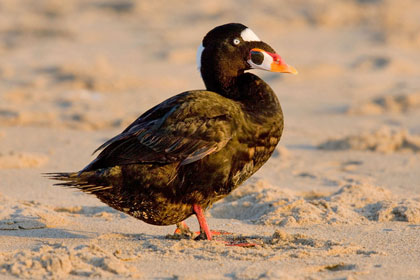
197 23 297 87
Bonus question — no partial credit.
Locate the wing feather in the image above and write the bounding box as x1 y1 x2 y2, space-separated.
81 91 237 172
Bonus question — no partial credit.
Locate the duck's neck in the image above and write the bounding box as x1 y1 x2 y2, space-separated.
202 70 281 114
201 62 241 99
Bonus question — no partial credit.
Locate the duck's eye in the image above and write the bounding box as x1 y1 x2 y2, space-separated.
233 38 241 45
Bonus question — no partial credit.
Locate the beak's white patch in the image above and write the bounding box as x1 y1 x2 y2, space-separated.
196 43 205 71
247 50 273 71
240 28 261 42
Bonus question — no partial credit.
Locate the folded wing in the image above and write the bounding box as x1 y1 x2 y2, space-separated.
81 91 236 172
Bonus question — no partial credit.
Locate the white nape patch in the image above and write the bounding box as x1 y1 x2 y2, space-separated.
247 51 273 71
240 28 261 42
196 43 205 71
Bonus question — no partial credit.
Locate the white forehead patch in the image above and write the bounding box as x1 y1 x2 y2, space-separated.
196 43 205 71
240 28 261 42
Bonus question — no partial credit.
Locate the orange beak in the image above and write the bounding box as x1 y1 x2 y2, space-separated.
248 48 298 75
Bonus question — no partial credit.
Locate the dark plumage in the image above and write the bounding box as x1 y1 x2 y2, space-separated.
48 23 297 241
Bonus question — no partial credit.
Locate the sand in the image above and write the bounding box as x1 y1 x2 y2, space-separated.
1 0 420 279
318 126 420 153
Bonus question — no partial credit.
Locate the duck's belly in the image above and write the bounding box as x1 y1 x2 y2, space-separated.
124 200 195 226
91 163 195 225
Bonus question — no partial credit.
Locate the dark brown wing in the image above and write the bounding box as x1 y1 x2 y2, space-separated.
81 91 238 172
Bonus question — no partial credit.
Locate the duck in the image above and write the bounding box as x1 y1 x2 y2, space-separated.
48 23 297 242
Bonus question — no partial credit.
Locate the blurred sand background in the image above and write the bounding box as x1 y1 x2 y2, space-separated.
0 0 420 279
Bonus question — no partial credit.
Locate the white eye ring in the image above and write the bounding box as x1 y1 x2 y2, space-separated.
233 38 240 45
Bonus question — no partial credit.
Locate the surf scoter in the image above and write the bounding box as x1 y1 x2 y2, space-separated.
49 23 297 242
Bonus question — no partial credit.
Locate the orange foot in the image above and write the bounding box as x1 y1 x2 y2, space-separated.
174 221 192 235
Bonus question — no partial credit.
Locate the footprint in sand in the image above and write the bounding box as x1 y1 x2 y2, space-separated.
0 219 46 230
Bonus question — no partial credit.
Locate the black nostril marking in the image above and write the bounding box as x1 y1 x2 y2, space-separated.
250 51 264 65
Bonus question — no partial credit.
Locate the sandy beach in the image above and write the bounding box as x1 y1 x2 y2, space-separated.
0 0 419 279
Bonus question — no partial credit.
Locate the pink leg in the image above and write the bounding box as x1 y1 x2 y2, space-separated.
193 204 212 240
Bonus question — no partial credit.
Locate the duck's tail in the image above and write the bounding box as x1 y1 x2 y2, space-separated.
44 171 113 194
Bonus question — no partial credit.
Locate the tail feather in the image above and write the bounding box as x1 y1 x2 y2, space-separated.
44 172 113 194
